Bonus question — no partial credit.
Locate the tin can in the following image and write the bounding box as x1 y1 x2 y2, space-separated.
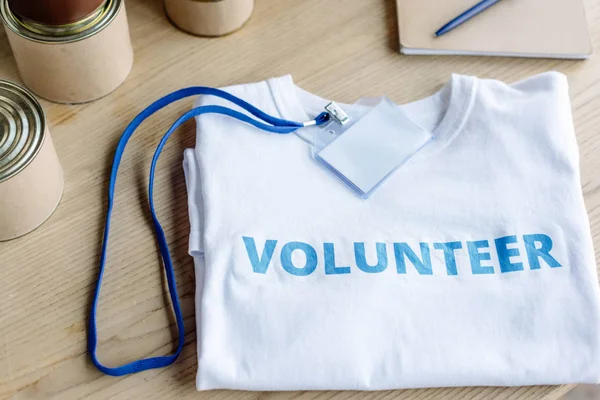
0 0 133 104
165 0 254 37
0 80 64 241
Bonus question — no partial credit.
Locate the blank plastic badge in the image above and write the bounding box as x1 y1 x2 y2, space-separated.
315 98 432 199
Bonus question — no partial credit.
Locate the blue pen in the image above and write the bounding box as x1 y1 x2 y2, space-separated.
435 0 503 37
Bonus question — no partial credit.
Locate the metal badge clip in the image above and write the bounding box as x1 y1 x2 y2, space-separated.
325 102 350 126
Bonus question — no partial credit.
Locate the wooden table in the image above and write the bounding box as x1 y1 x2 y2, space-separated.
1 0 599 398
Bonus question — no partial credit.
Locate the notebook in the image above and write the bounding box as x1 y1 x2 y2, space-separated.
396 0 593 59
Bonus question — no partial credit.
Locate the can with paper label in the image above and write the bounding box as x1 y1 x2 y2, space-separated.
0 80 64 241
0 0 133 104
165 0 254 37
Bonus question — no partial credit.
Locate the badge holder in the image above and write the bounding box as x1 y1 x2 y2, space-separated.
312 98 433 199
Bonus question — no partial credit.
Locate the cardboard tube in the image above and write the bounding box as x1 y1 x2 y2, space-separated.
7 0 106 26
165 0 253 37
0 131 64 241
3 1 133 104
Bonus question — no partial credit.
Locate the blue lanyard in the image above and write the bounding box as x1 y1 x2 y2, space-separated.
89 87 330 376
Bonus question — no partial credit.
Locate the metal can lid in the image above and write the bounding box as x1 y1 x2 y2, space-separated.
7 0 107 26
0 80 46 183
0 0 121 43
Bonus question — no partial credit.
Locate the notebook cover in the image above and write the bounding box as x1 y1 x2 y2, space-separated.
396 0 592 58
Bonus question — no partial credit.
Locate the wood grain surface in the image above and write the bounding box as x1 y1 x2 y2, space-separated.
1 0 599 398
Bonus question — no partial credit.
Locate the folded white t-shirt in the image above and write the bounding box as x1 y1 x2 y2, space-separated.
183 72 600 390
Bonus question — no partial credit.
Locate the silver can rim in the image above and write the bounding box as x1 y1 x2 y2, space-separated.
0 0 122 44
0 80 47 183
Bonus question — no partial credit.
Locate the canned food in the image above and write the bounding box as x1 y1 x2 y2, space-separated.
0 80 63 241
0 0 133 104
165 0 254 37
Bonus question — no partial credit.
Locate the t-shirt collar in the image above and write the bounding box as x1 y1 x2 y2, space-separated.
268 74 477 155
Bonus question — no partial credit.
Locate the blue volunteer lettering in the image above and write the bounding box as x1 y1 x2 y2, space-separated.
241 234 563 276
